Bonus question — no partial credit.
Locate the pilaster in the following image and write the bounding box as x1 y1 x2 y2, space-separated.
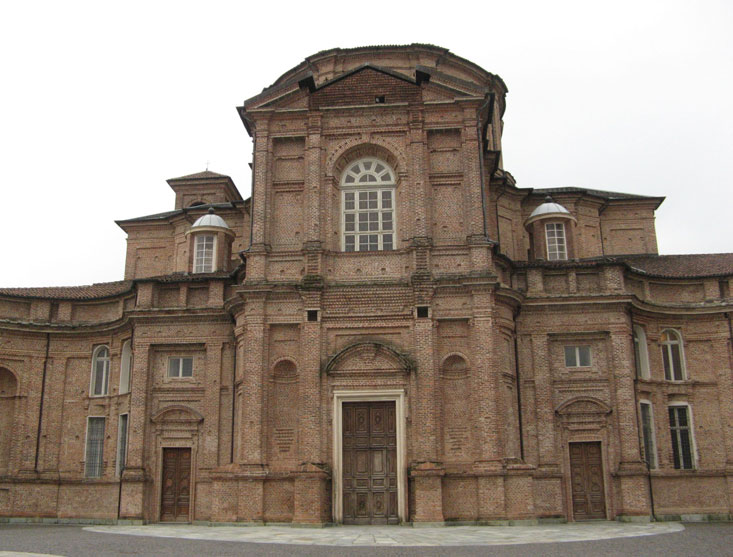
531 333 558 471
237 291 267 467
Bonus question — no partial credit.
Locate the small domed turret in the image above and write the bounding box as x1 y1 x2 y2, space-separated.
526 196 574 226
191 207 231 230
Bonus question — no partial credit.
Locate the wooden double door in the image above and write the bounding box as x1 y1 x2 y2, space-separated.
160 448 191 522
569 442 606 520
342 401 399 524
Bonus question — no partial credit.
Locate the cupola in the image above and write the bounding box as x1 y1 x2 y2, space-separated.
185 208 235 273
524 196 577 261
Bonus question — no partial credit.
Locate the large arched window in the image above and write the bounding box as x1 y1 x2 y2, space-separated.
90 345 110 397
633 325 650 379
341 158 396 252
661 329 686 381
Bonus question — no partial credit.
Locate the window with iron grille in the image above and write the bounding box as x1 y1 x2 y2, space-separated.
194 234 215 273
85 417 105 478
669 405 695 469
545 222 567 260
341 158 395 252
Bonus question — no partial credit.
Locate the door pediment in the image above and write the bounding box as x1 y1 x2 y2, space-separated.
324 341 414 376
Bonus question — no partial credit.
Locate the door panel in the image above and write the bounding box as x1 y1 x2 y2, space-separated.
342 402 398 524
569 442 606 520
160 448 192 522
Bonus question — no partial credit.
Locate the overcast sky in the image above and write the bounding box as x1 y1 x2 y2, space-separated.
1 0 731 287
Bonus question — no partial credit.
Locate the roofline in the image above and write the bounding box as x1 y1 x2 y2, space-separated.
115 199 250 227
521 187 665 209
243 44 507 112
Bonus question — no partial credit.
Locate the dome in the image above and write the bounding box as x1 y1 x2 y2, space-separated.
525 196 576 226
191 208 230 230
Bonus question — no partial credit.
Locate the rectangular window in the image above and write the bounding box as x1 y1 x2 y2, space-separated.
343 189 394 252
546 222 567 260
168 357 193 378
194 234 215 273
640 402 657 469
85 417 105 478
116 414 129 477
564 345 591 367
669 405 695 470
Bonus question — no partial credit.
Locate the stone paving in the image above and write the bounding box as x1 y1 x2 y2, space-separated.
85 521 684 547
0 553 65 557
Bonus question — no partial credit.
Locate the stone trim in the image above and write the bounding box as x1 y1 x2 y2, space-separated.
331 389 407 523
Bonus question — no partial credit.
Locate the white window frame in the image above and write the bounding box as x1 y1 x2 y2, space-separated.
193 234 216 273
90 345 110 397
119 340 132 394
340 158 396 252
633 325 650 379
545 222 567 261
168 356 194 378
84 416 106 478
661 328 686 381
639 400 658 469
564 345 592 367
668 403 697 470
116 413 129 477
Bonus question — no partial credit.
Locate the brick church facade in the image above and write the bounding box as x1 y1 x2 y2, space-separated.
1 44 732 525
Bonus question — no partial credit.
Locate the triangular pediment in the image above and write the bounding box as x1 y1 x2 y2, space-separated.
310 65 421 109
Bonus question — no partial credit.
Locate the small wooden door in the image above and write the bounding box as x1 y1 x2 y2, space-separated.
342 402 398 524
569 442 606 520
160 448 191 522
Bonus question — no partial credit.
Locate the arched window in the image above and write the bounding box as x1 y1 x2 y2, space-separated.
661 329 686 381
341 158 396 252
90 345 110 397
119 340 132 394
633 325 650 379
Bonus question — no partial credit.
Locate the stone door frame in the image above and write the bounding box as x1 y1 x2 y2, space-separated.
332 389 407 524
564 438 610 521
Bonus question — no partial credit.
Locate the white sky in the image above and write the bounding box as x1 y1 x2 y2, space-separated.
1 0 731 287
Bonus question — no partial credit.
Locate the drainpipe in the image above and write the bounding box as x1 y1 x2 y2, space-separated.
118 326 134 522
242 129 256 256
495 186 505 250
598 200 609 256
34 332 50 472
725 312 733 371
627 306 656 521
231 332 237 464
477 96 491 239
117 461 125 521
513 307 524 460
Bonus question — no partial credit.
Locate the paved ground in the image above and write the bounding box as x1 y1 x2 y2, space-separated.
86 521 683 546
0 522 731 556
